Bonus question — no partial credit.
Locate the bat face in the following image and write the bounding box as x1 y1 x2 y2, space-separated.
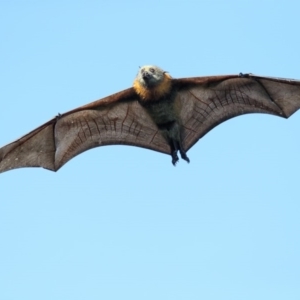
135 65 165 87
1 66 300 173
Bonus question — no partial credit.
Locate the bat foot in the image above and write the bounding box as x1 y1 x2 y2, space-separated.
171 151 179 166
180 151 190 163
171 151 190 165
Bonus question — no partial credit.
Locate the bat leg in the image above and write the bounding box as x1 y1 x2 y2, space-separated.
159 121 190 165
170 140 190 165
178 140 190 163
179 149 190 163
170 140 179 165
171 150 179 166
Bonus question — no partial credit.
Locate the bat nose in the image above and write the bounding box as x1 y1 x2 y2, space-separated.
142 71 151 80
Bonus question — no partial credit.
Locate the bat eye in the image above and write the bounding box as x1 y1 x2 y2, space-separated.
149 68 155 73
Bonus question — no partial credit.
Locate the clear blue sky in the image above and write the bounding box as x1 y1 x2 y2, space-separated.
1 1 300 299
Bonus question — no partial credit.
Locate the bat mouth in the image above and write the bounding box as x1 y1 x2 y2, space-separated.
141 72 157 87
142 72 151 81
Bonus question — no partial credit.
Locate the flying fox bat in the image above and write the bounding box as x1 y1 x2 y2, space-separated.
1 65 300 173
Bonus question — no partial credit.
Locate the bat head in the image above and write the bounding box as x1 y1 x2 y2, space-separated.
133 65 172 101
135 65 166 87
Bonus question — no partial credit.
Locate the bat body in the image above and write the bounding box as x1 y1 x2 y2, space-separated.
133 66 189 164
1 65 300 173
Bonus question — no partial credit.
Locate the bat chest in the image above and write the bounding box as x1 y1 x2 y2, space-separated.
142 98 178 127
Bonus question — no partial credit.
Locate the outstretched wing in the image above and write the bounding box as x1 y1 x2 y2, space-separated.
0 88 169 173
175 75 300 151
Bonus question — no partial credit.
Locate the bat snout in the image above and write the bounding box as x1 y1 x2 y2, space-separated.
142 72 151 80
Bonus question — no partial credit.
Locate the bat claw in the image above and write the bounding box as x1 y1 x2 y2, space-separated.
56 113 62 119
171 149 189 166
239 73 252 78
180 151 190 163
172 151 179 166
